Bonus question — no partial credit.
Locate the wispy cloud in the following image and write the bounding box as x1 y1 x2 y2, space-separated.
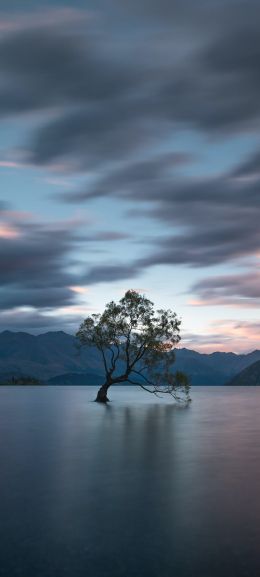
0 160 25 169
0 8 91 34
0 2 259 344
69 286 89 295
183 319 260 354
190 270 260 308
0 222 21 239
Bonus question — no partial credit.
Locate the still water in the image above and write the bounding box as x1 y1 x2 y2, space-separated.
0 386 260 577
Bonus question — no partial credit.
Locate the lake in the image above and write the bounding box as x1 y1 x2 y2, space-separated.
0 386 260 577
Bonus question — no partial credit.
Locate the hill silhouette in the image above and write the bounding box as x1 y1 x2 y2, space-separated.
0 331 259 386
227 360 260 386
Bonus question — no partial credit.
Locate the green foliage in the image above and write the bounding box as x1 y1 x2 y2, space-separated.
76 290 190 401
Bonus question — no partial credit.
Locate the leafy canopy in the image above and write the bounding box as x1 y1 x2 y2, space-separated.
76 290 190 401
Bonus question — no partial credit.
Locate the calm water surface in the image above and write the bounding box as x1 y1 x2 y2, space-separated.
0 386 260 577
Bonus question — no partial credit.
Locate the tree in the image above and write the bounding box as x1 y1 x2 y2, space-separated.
76 290 190 403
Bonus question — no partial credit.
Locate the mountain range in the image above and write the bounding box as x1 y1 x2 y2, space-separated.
0 330 259 386
228 360 260 386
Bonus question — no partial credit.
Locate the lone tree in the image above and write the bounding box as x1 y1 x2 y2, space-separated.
76 290 190 403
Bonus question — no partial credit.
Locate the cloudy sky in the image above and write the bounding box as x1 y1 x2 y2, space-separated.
0 0 259 352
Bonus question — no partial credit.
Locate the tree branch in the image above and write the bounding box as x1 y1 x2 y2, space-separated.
99 345 109 376
127 379 162 397
129 340 148 369
131 368 157 387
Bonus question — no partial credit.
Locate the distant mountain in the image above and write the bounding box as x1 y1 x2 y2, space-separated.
0 330 103 380
174 348 260 385
48 372 104 386
0 331 259 386
227 361 260 386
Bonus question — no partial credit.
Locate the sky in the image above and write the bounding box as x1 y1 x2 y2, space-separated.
0 0 259 353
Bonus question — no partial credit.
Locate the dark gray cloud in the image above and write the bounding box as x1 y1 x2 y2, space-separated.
204 22 260 79
0 308 81 333
0 3 260 294
62 153 194 201
0 207 136 307
1 1 260 170
232 150 260 178
137 219 259 269
0 22 144 170
30 103 150 169
191 271 260 305
0 287 74 311
0 222 77 309
182 332 233 347
0 226 73 287
118 0 237 22
0 27 131 114
83 263 140 285
138 174 260 267
87 231 131 242
64 159 260 268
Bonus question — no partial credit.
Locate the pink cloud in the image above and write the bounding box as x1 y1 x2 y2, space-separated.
190 270 260 309
188 297 260 309
0 160 25 169
1 210 34 221
50 305 97 317
0 8 92 34
182 319 260 354
69 286 89 295
0 222 21 239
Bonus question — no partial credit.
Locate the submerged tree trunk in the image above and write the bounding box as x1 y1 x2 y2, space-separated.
95 380 111 403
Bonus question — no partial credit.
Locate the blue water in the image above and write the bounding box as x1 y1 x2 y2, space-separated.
0 386 260 577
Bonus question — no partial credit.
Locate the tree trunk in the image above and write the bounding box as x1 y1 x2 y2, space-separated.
95 381 111 403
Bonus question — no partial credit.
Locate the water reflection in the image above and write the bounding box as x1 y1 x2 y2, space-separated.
0 386 260 577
